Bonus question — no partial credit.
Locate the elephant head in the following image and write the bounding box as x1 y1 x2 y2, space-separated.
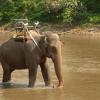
39 34 64 87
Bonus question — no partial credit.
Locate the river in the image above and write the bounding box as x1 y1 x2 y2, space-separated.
0 33 100 100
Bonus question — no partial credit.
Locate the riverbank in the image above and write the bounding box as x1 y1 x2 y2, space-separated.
40 24 100 40
0 23 100 38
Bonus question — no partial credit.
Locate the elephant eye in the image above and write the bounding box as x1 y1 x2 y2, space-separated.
52 47 57 54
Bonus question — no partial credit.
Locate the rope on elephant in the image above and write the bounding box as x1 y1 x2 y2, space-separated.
26 28 41 51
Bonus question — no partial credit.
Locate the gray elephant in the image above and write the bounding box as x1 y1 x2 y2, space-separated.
0 34 64 88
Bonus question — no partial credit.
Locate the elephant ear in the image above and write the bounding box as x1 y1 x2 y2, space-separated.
40 35 48 48
43 36 49 43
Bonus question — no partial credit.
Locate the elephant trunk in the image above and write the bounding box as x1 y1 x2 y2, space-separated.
52 48 64 87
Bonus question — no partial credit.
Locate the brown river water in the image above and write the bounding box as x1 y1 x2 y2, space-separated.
0 33 100 100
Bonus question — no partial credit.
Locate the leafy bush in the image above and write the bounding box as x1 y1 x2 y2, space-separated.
0 0 99 24
88 14 100 24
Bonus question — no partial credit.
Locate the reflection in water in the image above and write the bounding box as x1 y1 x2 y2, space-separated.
1 34 100 100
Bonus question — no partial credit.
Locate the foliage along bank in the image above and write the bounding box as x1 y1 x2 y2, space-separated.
0 0 100 25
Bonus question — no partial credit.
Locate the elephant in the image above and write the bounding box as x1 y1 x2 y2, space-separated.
0 34 64 88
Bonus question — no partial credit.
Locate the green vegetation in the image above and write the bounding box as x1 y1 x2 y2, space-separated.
0 0 100 25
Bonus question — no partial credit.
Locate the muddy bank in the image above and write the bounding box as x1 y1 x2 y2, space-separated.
0 24 100 43
43 26 100 38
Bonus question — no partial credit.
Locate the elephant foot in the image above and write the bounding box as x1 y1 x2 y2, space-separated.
28 85 33 88
28 84 35 88
2 79 11 83
58 84 64 88
58 81 64 88
45 81 51 87
2 81 11 84
45 83 57 89
2 81 11 87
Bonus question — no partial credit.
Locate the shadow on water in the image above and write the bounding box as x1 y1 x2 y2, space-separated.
0 81 54 89
0 82 28 89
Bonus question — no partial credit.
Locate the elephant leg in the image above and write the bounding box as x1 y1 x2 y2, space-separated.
8 69 15 82
2 69 14 83
28 66 38 87
1 59 14 83
2 68 14 83
40 59 51 86
3 70 10 82
1 61 11 83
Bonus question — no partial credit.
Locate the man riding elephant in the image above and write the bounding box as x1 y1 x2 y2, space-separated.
0 22 64 88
